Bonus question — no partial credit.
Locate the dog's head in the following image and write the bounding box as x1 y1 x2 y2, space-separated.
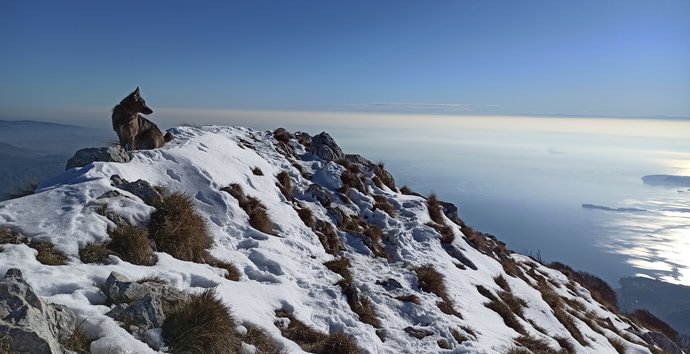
120 87 153 115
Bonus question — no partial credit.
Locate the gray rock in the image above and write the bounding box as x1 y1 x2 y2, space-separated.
0 268 76 354
106 294 165 329
66 145 130 170
96 190 124 199
110 175 163 206
404 326 434 339
311 132 344 161
104 272 186 331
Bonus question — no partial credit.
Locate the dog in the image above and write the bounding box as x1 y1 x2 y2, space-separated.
112 87 173 150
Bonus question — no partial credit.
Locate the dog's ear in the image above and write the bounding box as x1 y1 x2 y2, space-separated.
134 87 140 94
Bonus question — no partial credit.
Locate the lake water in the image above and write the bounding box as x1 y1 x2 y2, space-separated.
276 114 690 287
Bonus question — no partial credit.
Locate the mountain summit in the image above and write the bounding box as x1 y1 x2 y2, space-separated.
0 126 684 353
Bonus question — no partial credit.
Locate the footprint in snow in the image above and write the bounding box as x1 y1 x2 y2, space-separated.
190 274 219 288
248 250 284 276
166 169 181 182
244 267 281 284
160 151 178 164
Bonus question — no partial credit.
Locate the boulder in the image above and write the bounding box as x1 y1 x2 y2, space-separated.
306 184 332 207
65 145 130 170
311 132 344 161
404 326 434 339
0 268 76 354
110 175 163 206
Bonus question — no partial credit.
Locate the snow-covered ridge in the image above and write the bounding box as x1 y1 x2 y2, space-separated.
0 125 683 353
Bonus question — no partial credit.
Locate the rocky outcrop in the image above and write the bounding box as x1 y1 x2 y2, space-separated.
110 175 163 206
311 132 344 161
103 272 187 350
0 268 76 354
65 145 130 170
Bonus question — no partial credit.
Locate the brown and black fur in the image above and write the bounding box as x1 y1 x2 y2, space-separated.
112 87 173 150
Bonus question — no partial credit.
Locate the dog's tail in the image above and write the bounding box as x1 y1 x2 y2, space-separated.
164 132 174 142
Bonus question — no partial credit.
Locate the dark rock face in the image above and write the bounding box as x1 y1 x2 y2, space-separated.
0 268 76 354
110 175 163 206
306 184 332 207
641 331 684 354
311 132 344 161
65 145 130 170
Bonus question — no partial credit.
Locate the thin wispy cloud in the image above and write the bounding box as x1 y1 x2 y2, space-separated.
342 102 500 113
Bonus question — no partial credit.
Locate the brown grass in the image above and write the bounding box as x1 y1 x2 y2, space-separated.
207 256 241 281
608 337 627 354
532 271 587 346
222 184 274 235
494 275 510 292
506 347 532 354
372 176 384 189
548 262 618 312
314 220 342 255
438 339 451 349
627 309 680 344
29 240 67 265
323 258 381 327
363 225 387 258
243 324 284 354
149 192 212 262
0 227 25 245
395 294 421 304
515 335 554 353
427 222 454 244
60 328 92 354
340 170 367 194
373 162 396 191
163 288 239 354
485 297 525 334
252 167 264 176
451 329 468 344
498 291 527 318
297 206 315 228
372 195 395 218
399 185 415 195
275 311 360 354
415 264 459 317
324 258 352 282
426 194 444 224
108 224 156 266
555 336 575 354
276 171 292 199
79 243 111 264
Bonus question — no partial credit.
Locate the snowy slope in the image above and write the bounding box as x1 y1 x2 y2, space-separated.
0 125 675 353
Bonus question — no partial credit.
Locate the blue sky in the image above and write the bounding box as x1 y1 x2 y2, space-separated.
1 0 689 123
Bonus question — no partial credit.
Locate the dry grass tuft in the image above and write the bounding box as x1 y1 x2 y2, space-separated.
555 336 575 354
314 220 342 255
276 171 292 199
207 256 241 281
60 328 92 354
108 224 157 266
252 167 264 176
0 227 26 245
608 337 627 354
494 275 510 292
340 170 367 194
29 240 67 266
275 311 360 354
399 185 415 195
506 347 532 354
415 264 459 317
427 222 455 244
373 162 397 191
485 296 525 334
372 176 384 189
149 192 212 262
498 291 527 318
452 329 468 344
324 258 352 282
163 288 239 354
627 309 681 344
395 294 421 305
426 194 444 224
372 195 395 218
548 262 618 312
363 225 387 258
297 207 315 228
79 243 111 264
222 184 274 235
437 339 451 349
515 334 554 353
243 324 284 354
